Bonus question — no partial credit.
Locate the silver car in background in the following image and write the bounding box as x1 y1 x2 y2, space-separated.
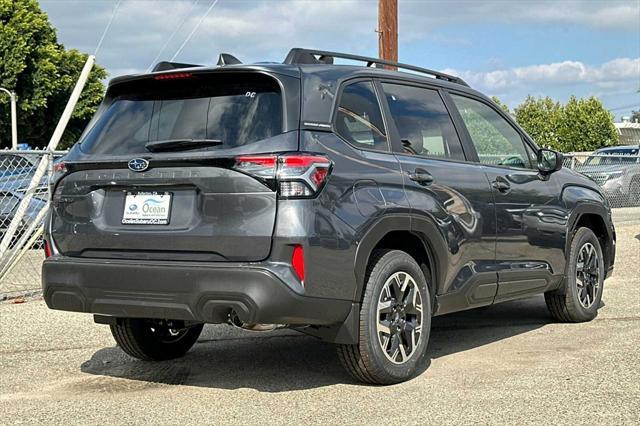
577 146 640 206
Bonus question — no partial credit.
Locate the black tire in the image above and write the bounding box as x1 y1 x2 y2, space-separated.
110 319 203 361
337 250 432 385
545 227 605 322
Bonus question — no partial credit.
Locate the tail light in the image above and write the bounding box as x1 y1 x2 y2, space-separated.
52 161 67 174
233 154 332 198
49 161 67 192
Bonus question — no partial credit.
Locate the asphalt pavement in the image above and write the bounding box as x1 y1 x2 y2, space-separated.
1 219 638 425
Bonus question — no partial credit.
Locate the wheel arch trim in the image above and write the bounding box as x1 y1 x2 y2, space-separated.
353 214 448 302
565 202 615 273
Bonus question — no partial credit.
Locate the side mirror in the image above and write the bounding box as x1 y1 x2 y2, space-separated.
537 149 563 174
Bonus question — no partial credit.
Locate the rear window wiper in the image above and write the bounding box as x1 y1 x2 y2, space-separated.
145 138 223 152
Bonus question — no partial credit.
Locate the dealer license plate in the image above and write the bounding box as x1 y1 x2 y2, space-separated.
122 191 172 225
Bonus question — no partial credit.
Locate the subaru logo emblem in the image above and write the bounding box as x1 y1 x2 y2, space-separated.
128 158 149 172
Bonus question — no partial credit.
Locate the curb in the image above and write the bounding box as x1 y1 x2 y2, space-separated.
0 289 43 303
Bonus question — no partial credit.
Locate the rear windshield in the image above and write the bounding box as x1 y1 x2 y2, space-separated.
79 73 283 155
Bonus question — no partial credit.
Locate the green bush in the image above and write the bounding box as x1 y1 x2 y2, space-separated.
505 95 618 152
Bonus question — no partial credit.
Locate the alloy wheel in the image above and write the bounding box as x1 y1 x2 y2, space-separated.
376 271 424 364
576 242 601 309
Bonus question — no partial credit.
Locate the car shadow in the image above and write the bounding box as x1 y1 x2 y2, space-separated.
81 295 553 392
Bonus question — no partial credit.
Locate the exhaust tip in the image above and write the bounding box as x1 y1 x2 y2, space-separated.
228 311 284 332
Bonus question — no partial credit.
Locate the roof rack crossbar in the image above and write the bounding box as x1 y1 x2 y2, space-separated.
283 48 468 86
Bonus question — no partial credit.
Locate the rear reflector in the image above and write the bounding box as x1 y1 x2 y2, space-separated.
44 240 52 258
292 245 305 283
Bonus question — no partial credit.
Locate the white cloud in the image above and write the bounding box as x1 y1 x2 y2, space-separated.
39 0 639 78
523 3 639 31
444 57 640 91
400 0 640 33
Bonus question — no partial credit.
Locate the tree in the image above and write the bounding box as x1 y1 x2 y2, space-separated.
514 95 617 152
0 0 106 149
556 96 618 152
491 96 510 114
514 96 562 150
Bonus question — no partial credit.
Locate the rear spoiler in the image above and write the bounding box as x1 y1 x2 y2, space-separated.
152 53 242 72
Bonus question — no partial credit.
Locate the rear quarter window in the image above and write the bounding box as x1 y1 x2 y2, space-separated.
334 81 389 151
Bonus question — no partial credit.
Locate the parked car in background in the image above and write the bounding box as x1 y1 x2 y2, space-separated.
42 48 616 384
0 190 47 248
576 146 640 206
0 153 49 199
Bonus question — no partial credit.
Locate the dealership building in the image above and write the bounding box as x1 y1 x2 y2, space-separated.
615 121 640 146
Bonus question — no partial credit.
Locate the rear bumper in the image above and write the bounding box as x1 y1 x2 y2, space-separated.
42 256 351 326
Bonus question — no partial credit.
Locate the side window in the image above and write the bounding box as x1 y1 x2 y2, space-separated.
381 83 465 161
335 81 388 151
451 94 533 169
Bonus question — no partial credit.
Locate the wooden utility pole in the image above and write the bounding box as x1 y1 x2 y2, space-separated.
378 0 398 66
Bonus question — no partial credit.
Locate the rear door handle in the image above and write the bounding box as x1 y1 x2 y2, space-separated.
408 168 434 185
491 178 511 193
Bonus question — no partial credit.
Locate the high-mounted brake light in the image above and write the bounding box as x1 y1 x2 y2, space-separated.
233 154 332 199
154 72 193 80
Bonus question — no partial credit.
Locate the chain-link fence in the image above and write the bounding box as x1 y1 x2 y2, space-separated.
563 153 640 208
0 148 637 298
0 149 67 297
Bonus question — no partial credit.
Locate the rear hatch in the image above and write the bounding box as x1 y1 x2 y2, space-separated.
51 69 300 262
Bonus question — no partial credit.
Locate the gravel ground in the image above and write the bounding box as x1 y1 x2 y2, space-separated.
0 220 638 425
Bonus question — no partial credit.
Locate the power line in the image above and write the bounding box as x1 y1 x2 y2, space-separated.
170 0 220 62
146 0 201 71
609 103 639 112
94 0 122 56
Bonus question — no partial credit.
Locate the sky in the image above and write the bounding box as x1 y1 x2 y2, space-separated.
39 0 640 120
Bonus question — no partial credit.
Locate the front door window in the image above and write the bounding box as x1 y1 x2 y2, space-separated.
450 94 536 169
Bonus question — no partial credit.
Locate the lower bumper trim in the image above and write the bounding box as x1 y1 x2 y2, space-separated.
42 257 351 326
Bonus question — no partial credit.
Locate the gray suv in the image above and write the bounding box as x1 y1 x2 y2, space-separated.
577 146 640 206
43 49 616 384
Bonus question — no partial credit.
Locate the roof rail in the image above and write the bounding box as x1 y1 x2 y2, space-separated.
283 48 469 87
152 61 203 72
